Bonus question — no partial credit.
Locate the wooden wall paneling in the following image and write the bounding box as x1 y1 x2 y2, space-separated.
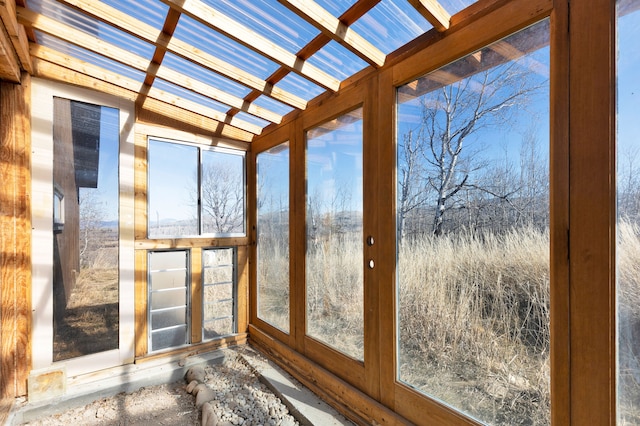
134 249 148 357
362 75 380 401
376 68 397 410
134 130 148 241
236 246 249 335
135 237 249 250
549 0 571 424
568 0 616 424
0 74 31 401
191 247 202 344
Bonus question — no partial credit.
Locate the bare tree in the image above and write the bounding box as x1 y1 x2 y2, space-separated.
79 190 104 267
201 162 244 234
399 59 547 236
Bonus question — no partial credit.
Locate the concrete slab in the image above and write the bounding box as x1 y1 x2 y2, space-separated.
239 347 353 426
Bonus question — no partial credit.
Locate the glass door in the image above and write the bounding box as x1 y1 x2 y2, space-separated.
305 107 365 362
31 81 135 377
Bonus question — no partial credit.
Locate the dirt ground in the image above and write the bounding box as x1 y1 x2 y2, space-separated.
20 381 201 426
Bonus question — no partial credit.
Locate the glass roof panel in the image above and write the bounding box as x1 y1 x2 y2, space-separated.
234 111 270 129
201 0 320 53
103 0 169 30
351 0 433 54
173 14 279 80
275 72 325 102
307 41 368 81
252 95 294 117
30 0 155 60
153 78 231 115
313 0 358 19
35 31 147 82
161 52 252 99
438 0 477 16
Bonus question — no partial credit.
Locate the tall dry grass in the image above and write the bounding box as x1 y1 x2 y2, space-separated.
398 226 550 425
617 219 640 425
256 221 640 425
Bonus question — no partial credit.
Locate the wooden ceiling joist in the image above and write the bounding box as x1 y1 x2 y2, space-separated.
159 0 341 92
31 49 255 142
156 65 282 124
277 0 385 67
0 19 20 82
224 0 383 123
407 0 451 31
52 0 307 111
18 8 272 133
0 0 32 73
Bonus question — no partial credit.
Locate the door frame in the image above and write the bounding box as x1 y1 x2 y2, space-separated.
30 78 135 377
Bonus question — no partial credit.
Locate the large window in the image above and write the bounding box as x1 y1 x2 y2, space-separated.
396 21 550 425
617 2 640 424
306 108 364 361
256 142 290 332
148 138 246 238
52 98 120 361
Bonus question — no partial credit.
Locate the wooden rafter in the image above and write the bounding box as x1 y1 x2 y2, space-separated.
407 0 451 31
31 47 255 142
277 0 385 67
0 0 32 73
0 16 20 81
159 0 341 92
18 8 267 134
51 0 306 110
226 0 381 121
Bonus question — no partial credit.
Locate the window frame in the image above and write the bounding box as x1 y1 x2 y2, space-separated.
147 137 247 239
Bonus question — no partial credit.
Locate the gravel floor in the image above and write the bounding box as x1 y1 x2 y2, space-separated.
18 348 300 426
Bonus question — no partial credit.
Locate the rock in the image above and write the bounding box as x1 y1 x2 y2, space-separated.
192 383 208 396
186 366 206 383
202 402 219 426
186 380 199 394
196 387 217 408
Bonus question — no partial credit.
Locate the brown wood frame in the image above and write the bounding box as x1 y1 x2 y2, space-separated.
0 74 31 406
248 0 626 424
133 122 251 359
0 0 626 424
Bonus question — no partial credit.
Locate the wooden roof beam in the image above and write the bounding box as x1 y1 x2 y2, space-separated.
0 0 32 73
51 0 306 110
17 8 277 129
31 47 255 142
225 0 381 121
159 0 341 92
407 0 451 31
19 11 262 135
0 17 20 81
277 0 385 67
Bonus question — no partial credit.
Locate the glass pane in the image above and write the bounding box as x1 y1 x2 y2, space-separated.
617 2 640 424
148 250 189 351
151 289 187 310
306 108 364 361
257 142 290 332
396 21 550 425
151 326 188 352
204 318 234 340
201 149 246 235
148 139 198 237
52 99 119 361
203 248 236 340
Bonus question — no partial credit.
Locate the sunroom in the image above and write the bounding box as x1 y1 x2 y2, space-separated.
1 0 638 424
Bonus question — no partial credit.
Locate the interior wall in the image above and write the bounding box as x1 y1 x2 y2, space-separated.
0 73 31 400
